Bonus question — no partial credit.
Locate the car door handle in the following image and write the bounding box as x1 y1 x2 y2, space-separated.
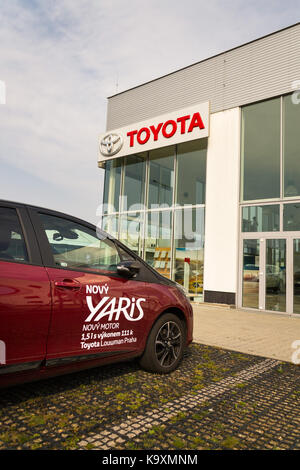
54 279 81 290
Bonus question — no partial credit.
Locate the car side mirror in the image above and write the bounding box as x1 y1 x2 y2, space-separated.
117 260 141 278
53 232 63 241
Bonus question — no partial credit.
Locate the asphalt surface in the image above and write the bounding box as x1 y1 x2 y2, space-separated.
0 343 299 450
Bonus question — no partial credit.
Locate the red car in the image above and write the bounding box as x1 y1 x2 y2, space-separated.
0 200 193 388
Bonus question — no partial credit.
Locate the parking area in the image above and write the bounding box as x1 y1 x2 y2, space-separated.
192 303 300 363
0 343 299 450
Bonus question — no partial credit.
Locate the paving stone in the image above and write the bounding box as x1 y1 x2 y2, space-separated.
0 344 299 450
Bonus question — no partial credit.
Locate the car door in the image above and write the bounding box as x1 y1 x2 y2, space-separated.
28 208 149 365
0 202 51 373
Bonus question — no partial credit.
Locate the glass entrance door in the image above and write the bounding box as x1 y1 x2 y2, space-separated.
265 239 286 312
293 239 300 314
241 236 300 314
242 237 287 312
242 239 260 308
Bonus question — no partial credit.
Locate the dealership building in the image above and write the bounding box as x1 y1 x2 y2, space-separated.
99 23 300 315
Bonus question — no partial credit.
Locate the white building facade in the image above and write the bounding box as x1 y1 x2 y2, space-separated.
99 23 300 315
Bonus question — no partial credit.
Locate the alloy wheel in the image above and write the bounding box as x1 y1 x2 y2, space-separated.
155 321 182 368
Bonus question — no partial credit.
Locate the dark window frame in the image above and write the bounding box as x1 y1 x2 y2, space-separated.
0 202 42 266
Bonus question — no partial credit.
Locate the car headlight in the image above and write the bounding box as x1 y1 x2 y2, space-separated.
175 282 189 297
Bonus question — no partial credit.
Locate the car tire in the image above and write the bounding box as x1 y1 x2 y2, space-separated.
139 313 186 374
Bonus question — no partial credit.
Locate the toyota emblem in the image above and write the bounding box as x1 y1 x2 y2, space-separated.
100 133 123 156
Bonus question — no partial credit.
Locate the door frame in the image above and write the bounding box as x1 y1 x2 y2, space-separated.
238 232 300 316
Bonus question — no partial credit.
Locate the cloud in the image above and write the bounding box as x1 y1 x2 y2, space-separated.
0 0 298 222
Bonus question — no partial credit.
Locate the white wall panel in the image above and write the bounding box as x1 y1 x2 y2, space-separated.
203 108 240 295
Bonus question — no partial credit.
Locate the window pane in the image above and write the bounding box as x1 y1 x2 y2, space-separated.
39 213 120 272
241 98 280 201
283 94 300 197
242 205 279 232
145 211 172 278
0 207 28 262
176 139 207 205
103 159 122 213
283 203 300 231
265 239 286 312
173 207 205 297
119 213 144 257
148 146 174 208
123 153 146 211
101 214 119 239
117 245 135 262
242 239 259 308
293 239 300 314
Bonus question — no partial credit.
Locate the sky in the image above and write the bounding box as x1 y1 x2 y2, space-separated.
0 0 299 224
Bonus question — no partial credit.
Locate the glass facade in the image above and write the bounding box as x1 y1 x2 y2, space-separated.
174 207 205 295
242 205 279 232
241 93 300 205
101 214 119 239
242 239 260 309
176 139 207 206
103 159 122 213
283 203 300 231
265 239 286 312
119 212 144 257
123 153 146 211
102 140 207 297
293 239 300 314
240 93 300 314
241 98 281 201
283 95 300 198
101 92 300 311
148 146 174 208
145 211 172 278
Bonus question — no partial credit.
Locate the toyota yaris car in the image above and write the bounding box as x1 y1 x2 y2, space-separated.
0 200 193 388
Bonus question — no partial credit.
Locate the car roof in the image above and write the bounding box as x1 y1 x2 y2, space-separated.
0 196 124 254
0 199 97 229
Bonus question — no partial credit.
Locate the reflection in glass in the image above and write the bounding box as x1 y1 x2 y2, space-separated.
176 139 207 206
293 239 300 314
173 208 205 298
241 98 280 201
242 239 259 308
0 207 29 262
145 211 172 278
103 159 122 213
101 214 119 239
242 205 279 232
119 213 144 257
148 146 174 208
283 204 300 231
265 239 286 312
283 95 300 197
39 213 120 272
123 153 146 211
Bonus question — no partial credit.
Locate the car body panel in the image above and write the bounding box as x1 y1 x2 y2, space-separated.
0 199 193 388
45 267 149 361
0 261 51 365
142 282 193 345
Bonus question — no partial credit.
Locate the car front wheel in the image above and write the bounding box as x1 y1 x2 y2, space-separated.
139 313 186 373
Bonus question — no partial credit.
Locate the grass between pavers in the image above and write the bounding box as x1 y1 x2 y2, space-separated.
0 344 298 450
123 363 299 450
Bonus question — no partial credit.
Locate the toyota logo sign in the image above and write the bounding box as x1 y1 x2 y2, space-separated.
100 133 123 157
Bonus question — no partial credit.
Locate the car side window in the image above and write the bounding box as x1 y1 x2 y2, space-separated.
0 207 29 263
117 245 136 261
38 213 121 273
